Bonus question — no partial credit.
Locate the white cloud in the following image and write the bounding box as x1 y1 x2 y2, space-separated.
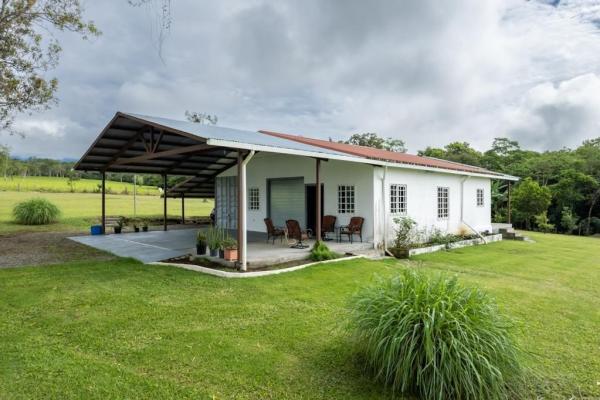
3 0 600 159
13 119 68 138
504 73 600 149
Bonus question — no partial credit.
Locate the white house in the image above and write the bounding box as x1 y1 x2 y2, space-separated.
75 112 517 270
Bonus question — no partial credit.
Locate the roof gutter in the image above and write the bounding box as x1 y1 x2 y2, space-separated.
207 138 518 181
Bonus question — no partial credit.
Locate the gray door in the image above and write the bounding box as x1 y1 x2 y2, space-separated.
269 178 305 228
215 176 237 229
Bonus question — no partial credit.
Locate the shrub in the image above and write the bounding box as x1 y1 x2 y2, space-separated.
392 216 417 249
534 212 554 233
347 269 522 400
309 241 339 261
12 198 61 225
560 207 578 234
428 228 460 247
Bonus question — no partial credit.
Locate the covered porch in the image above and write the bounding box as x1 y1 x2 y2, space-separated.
73 112 370 269
69 228 374 266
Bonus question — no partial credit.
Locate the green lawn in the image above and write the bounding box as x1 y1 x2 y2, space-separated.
0 191 213 234
0 232 598 399
0 176 160 195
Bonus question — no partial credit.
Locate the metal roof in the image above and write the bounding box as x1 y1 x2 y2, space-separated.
74 112 368 199
260 130 513 178
75 112 518 200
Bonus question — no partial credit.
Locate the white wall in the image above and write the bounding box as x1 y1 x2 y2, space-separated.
373 167 492 247
218 152 376 241
217 152 492 246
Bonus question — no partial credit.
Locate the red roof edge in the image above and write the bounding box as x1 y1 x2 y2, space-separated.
259 130 501 176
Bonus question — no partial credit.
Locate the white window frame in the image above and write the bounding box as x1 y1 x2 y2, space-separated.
437 187 449 219
338 185 355 214
248 187 260 210
476 188 484 207
390 184 407 215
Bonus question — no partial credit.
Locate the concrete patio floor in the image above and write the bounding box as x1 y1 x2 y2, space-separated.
69 227 377 266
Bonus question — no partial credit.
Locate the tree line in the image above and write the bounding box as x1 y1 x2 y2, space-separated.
343 133 600 235
420 137 600 235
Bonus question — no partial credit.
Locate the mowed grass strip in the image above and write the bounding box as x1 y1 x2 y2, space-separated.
0 233 598 398
0 191 213 233
0 176 159 195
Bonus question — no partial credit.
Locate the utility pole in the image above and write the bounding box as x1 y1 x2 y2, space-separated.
133 174 137 219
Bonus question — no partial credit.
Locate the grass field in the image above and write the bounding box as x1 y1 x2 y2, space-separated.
0 176 160 195
0 232 598 399
0 191 213 234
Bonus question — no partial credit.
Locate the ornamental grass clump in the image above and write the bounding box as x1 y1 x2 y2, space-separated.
12 198 61 225
309 241 339 261
347 269 522 400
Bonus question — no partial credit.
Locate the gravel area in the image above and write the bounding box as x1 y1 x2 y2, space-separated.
0 231 117 268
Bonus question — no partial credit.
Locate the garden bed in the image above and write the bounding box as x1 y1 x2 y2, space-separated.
154 253 362 278
407 234 502 257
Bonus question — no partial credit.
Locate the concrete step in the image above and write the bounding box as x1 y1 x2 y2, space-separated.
502 232 516 239
499 227 515 234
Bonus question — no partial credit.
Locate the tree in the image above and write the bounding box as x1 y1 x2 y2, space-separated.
0 144 9 178
418 142 482 166
512 178 552 230
551 169 596 213
345 133 406 153
185 111 218 125
0 0 99 133
66 169 80 193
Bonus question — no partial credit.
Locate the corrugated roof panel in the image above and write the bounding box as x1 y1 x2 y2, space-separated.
124 113 353 158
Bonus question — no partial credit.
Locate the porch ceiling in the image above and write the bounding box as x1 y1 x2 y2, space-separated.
74 112 242 198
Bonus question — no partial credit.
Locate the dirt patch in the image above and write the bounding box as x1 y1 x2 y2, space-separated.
0 231 117 268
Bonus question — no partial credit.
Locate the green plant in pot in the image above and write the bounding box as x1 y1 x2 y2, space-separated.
131 218 140 233
196 231 207 255
141 219 149 232
206 226 222 257
222 237 238 261
389 216 417 258
114 217 126 234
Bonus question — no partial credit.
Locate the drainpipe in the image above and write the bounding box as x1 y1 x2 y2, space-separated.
460 176 486 243
239 150 255 271
382 166 394 256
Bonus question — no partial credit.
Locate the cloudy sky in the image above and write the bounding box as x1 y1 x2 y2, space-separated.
5 0 600 159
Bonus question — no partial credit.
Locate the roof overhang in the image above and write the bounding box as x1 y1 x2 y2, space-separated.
75 112 518 200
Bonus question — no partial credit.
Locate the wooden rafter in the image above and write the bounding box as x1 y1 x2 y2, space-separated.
103 129 145 171
111 143 211 166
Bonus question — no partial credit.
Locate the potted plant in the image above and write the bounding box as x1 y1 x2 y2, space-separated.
114 217 125 234
206 226 222 257
142 219 149 232
222 237 238 261
132 218 140 233
196 231 207 255
388 216 417 259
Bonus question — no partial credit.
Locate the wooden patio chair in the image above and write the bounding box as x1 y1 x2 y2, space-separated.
285 219 312 249
339 217 364 243
264 218 286 244
321 215 337 241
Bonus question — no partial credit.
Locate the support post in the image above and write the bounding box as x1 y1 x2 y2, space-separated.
507 181 512 224
163 174 168 231
181 194 185 225
237 150 255 271
237 152 244 269
316 158 322 242
101 172 106 234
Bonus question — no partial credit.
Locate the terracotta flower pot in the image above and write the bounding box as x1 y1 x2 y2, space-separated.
224 248 238 261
